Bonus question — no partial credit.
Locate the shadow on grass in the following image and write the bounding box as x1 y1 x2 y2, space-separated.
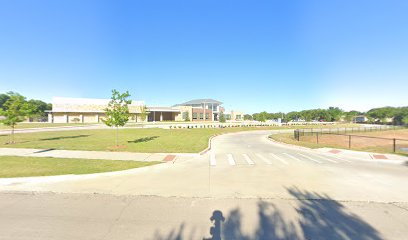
33 148 57 154
128 136 159 144
153 187 383 240
40 135 90 141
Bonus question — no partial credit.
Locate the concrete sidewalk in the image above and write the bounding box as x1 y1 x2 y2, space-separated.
316 147 408 164
0 147 198 162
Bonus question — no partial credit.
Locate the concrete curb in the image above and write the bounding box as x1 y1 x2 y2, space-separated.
0 148 200 162
267 135 311 151
199 134 220 155
267 134 407 165
0 160 170 186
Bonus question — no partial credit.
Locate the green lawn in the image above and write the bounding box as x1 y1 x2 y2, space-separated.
0 123 97 129
0 127 272 153
0 124 360 153
0 156 160 178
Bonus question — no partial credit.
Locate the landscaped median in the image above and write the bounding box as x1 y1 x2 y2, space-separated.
0 156 160 178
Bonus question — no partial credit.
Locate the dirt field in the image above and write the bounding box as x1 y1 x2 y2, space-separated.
273 129 408 156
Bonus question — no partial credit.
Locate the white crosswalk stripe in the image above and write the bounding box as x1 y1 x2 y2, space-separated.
210 153 216 166
242 154 255 165
227 154 236 166
210 151 347 168
312 154 338 163
296 153 322 164
255 153 272 165
282 153 302 162
269 153 289 165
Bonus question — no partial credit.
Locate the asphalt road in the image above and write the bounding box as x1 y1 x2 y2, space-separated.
1 130 408 239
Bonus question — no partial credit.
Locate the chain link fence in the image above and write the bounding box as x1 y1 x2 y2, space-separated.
294 125 408 154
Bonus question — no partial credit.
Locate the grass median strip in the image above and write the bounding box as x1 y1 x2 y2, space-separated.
0 156 160 178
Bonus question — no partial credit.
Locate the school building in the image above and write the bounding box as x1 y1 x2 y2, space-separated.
47 97 244 123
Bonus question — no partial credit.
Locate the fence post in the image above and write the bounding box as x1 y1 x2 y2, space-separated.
316 132 319 144
349 135 351 149
393 138 396 153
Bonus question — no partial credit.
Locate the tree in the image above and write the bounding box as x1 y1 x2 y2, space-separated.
0 93 10 109
72 117 81 124
344 110 360 122
103 90 132 146
403 116 408 125
183 111 190 121
0 92 33 144
367 107 396 123
327 107 344 121
393 107 408 125
243 114 253 120
27 99 52 121
219 112 226 123
258 113 266 122
139 105 149 122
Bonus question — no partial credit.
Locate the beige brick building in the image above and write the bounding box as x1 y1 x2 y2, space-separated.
47 97 234 123
48 97 147 123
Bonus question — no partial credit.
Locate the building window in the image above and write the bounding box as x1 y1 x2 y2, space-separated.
193 113 198 119
200 113 204 119
236 115 241 120
205 113 209 119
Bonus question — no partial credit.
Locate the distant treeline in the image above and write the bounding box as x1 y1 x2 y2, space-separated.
0 92 51 121
246 106 408 125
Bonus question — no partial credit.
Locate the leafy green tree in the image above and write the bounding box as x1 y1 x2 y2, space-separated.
344 110 361 122
254 111 268 122
72 117 81 123
103 90 132 146
327 107 344 121
367 107 396 123
0 92 33 143
139 105 149 122
0 93 10 109
27 99 51 121
403 116 408 125
393 107 408 125
243 114 253 120
182 111 190 121
219 112 226 123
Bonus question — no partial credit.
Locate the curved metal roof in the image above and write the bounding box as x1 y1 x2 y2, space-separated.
178 99 223 105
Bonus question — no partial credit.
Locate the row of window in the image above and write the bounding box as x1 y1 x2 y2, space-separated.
192 113 211 120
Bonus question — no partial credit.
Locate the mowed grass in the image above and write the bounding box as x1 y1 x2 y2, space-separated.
0 127 275 153
270 129 408 156
0 124 360 153
0 156 160 178
0 123 97 129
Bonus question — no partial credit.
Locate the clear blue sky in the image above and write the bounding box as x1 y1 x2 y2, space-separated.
0 0 407 113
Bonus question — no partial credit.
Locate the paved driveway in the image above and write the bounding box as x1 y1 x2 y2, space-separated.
1 130 408 239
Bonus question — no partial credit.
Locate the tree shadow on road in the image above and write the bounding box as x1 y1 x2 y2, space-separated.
287 186 383 240
152 187 383 240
